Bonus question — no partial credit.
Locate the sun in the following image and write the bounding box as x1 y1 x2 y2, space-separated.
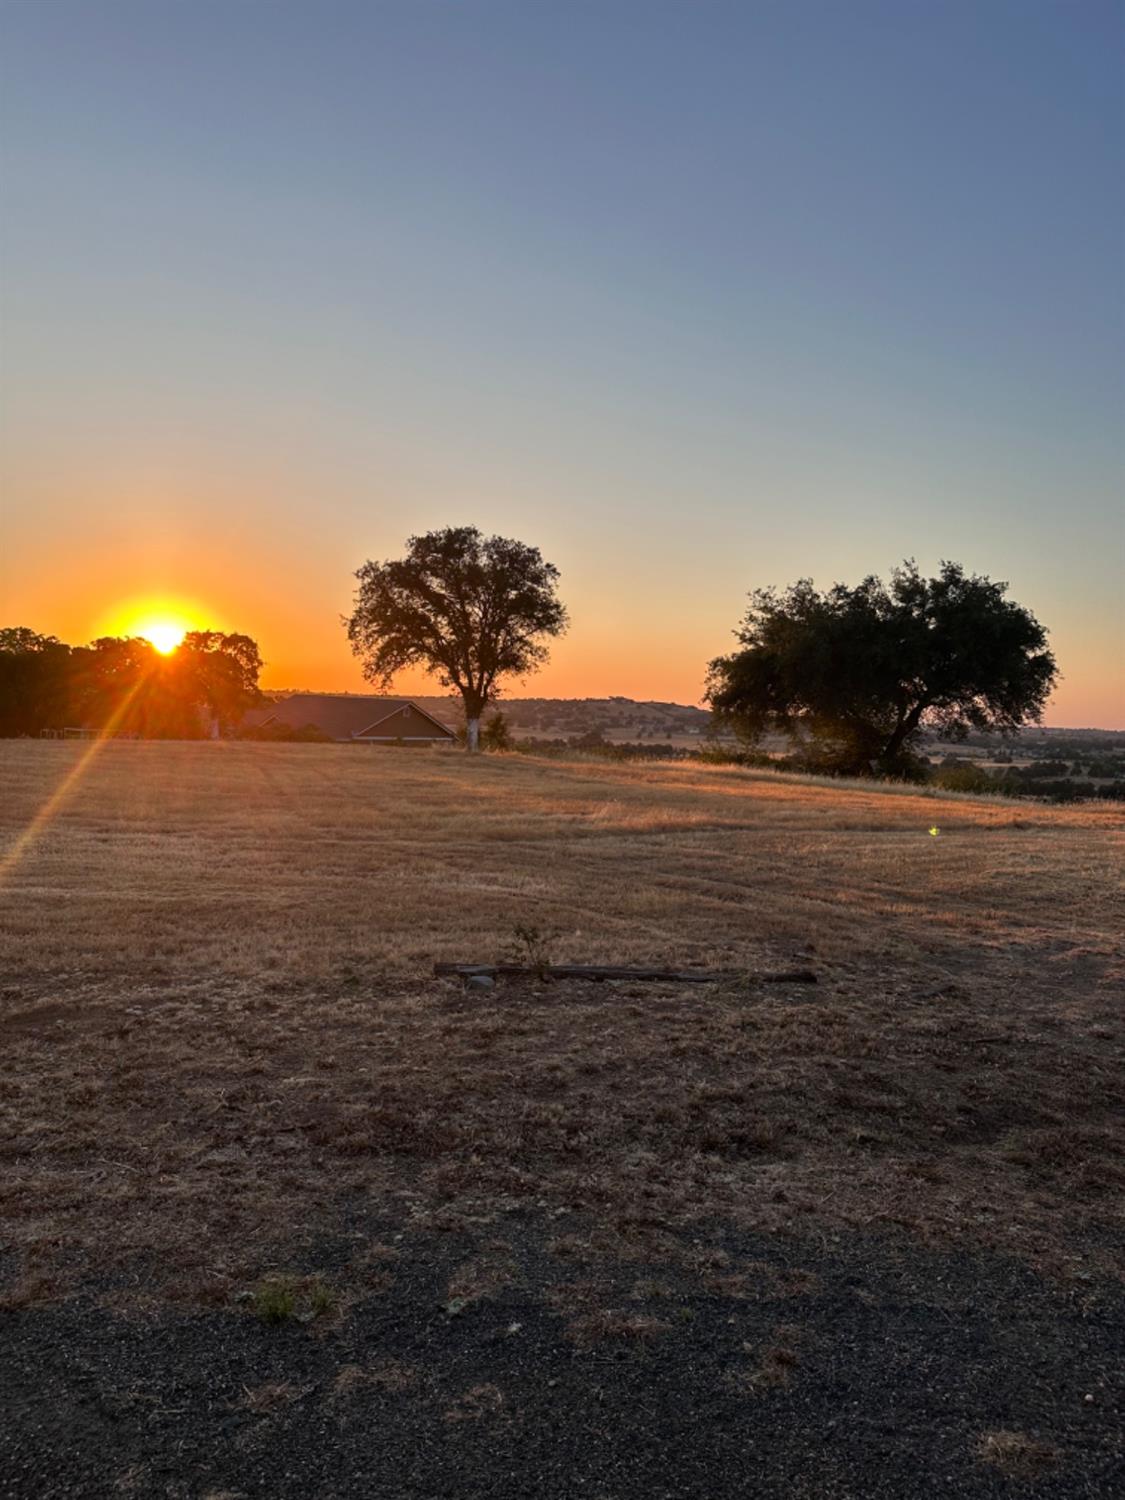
139 621 188 655
98 596 217 654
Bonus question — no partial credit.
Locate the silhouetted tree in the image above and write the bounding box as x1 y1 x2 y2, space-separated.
706 561 1057 778
71 636 190 737
177 631 264 731
1 628 265 738
0 629 73 735
346 526 567 751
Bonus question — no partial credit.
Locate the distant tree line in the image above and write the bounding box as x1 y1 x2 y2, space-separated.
490 736 1122 801
929 756 1125 802
0 628 263 738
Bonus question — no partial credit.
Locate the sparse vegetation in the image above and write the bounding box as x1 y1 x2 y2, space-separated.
0 741 1121 1310
732 1324 804 1392
504 921 555 976
238 1380 311 1412
443 1383 506 1423
249 1276 298 1324
976 1429 1057 1478
1 739 1122 1495
480 709 514 752
247 1274 337 1325
331 1360 419 1398
565 1308 671 1347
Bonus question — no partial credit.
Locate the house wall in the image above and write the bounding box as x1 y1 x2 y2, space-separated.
355 704 455 742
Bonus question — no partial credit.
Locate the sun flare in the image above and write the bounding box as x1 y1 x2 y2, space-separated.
99 596 218 655
138 621 187 655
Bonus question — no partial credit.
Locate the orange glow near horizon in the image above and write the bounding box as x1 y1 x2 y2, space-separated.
97 597 219 655
5 578 1121 730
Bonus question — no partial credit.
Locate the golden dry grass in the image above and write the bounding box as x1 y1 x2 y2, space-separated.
2 740 1120 982
0 741 1122 1304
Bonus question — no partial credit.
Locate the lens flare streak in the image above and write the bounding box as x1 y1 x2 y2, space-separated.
0 678 145 889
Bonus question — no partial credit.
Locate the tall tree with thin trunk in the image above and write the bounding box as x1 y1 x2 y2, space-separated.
345 526 567 751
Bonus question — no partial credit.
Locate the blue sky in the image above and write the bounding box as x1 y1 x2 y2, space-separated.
2 1 1122 721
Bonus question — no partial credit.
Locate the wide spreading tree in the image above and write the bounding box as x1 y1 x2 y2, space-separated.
706 561 1057 778
345 526 567 751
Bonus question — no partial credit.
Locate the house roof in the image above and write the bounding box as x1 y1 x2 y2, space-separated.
247 693 455 740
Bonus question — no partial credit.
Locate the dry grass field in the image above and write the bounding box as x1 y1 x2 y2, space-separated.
1 741 1123 1496
2 739 1121 1288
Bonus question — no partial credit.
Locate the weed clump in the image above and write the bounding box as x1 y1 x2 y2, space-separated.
504 922 556 976
247 1274 337 1325
251 1277 296 1324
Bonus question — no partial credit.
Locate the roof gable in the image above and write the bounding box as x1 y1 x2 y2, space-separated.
249 693 454 740
357 703 458 739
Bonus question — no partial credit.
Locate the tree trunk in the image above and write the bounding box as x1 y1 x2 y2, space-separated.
461 686 486 753
879 700 927 770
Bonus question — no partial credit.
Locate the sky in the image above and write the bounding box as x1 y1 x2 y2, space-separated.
2 0 1122 725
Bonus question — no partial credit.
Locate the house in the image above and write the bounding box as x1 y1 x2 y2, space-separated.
243 693 457 745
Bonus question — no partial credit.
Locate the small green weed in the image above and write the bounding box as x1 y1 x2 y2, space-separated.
307 1277 338 1318
251 1276 298 1324
505 922 555 976
248 1273 338 1326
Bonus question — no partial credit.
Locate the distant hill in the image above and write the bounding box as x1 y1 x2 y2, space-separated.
262 693 714 742
260 692 1120 754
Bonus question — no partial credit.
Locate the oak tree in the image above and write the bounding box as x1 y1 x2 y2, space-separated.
706 561 1057 777
346 526 567 751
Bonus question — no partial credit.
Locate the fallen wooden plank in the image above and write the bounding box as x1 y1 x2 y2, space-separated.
433 963 817 985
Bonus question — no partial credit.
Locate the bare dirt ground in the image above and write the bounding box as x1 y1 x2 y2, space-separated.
1 741 1122 1497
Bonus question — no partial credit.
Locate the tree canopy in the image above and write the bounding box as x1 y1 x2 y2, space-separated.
0 628 263 738
0 629 73 737
345 526 567 750
706 561 1057 777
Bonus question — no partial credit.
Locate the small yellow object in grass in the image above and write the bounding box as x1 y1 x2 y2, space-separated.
929 826 940 837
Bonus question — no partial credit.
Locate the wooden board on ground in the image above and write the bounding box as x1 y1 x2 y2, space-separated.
433 962 818 984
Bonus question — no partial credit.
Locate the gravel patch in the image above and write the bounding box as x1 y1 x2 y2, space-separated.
2 1220 1121 1499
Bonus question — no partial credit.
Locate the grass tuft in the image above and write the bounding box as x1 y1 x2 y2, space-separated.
247 1273 337 1326
250 1276 298 1324
977 1429 1057 1477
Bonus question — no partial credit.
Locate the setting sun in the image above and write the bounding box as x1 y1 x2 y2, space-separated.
96 596 218 656
138 622 187 655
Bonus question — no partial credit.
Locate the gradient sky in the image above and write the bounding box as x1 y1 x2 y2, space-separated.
2 0 1123 724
